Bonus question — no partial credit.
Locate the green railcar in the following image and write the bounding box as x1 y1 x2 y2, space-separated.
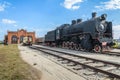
112 40 120 48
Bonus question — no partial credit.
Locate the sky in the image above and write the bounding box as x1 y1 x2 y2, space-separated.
0 0 120 40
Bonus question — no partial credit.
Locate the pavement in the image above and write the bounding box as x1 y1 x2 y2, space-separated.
18 45 86 80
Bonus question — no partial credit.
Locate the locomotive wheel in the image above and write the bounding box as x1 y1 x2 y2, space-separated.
69 42 72 49
71 42 74 49
62 42 65 48
74 44 79 50
94 45 102 53
52 43 56 47
69 42 74 49
66 42 68 48
72 43 75 50
65 42 67 48
62 42 64 48
78 44 82 50
67 42 70 49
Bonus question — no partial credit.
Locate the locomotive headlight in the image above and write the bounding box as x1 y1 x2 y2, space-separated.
96 23 106 33
100 24 104 31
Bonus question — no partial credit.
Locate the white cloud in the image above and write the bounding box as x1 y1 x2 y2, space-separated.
95 0 120 10
0 1 11 12
72 6 80 10
2 19 16 24
62 0 83 10
113 25 120 39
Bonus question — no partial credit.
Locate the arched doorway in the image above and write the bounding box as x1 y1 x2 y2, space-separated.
11 35 18 44
20 36 24 43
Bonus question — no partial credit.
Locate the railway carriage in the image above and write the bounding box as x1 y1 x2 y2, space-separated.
45 30 56 46
23 37 32 46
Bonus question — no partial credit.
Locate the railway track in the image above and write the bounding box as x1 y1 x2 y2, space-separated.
30 46 120 80
103 51 120 56
35 45 120 57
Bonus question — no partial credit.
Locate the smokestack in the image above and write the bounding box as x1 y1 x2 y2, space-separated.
71 20 76 25
77 19 82 23
92 12 97 18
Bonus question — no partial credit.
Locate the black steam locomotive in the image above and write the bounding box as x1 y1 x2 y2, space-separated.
45 12 114 52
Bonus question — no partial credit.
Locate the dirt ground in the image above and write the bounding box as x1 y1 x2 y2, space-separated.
18 45 86 80
0 44 41 80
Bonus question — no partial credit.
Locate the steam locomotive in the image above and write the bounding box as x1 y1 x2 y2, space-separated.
45 12 114 52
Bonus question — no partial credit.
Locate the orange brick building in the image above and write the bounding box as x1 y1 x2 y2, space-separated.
4 29 36 44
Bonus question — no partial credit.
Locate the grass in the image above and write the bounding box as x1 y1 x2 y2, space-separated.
0 44 41 80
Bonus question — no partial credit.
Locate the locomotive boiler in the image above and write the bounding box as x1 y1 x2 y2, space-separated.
45 12 114 52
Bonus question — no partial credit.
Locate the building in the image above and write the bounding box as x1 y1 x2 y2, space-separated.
4 29 36 44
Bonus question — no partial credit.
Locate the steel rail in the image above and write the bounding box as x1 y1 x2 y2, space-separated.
31 46 120 67
104 51 120 56
30 46 120 79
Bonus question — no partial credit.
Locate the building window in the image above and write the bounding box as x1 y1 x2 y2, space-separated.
11 35 18 44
